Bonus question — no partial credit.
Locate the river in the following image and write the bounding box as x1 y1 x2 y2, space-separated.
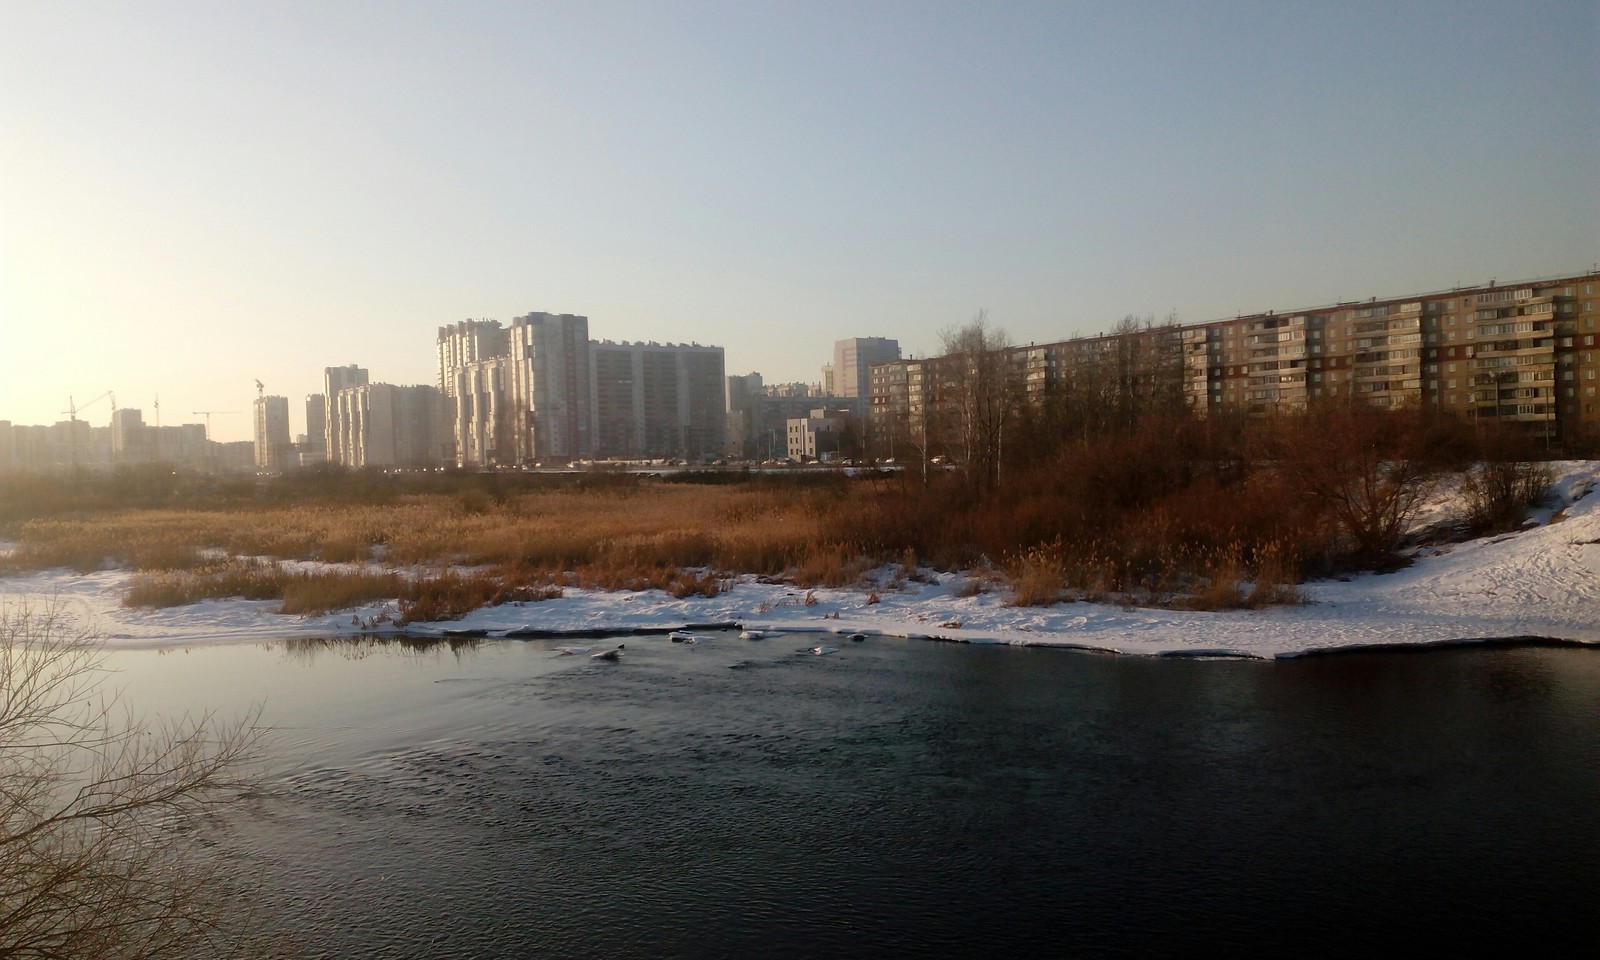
108 634 1600 958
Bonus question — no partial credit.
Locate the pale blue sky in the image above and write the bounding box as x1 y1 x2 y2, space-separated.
3 0 1596 442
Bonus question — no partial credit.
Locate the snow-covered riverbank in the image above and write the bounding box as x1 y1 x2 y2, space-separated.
4 462 1597 659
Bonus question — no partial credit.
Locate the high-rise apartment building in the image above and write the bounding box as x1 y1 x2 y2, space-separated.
724 373 763 457
324 364 369 465
829 337 900 399
330 383 450 468
303 394 327 464
509 312 592 465
436 314 595 466
253 395 292 471
436 319 506 389
435 315 728 464
111 408 152 462
591 340 726 460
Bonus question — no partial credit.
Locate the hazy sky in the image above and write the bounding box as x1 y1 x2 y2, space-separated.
3 1 1597 442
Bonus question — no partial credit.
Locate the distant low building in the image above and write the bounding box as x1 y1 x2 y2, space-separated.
786 407 860 461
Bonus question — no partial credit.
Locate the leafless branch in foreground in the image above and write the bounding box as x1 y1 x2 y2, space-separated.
1 601 286 959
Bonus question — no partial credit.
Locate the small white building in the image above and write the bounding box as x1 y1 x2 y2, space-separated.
786 407 858 461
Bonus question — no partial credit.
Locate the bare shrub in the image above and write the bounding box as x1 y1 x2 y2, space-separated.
0 603 281 958
1460 461 1553 535
1274 406 1434 566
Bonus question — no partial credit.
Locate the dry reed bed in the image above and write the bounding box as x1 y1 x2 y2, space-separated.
3 469 1372 617
2 488 830 575
10 487 850 620
123 561 566 624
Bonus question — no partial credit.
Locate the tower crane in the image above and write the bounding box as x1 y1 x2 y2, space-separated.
60 391 115 468
62 390 115 424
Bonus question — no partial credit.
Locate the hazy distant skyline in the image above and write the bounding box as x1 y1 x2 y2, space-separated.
4 1 1596 442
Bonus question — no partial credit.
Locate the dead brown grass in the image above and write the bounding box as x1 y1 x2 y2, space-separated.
11 421 1408 615
45 473 1324 614
124 561 566 623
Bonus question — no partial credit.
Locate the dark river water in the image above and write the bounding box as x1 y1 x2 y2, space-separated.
109 635 1600 959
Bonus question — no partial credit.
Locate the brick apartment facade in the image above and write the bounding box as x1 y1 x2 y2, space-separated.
870 270 1600 452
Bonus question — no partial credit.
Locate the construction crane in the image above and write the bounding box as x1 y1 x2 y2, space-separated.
62 390 115 424
60 391 115 468
255 379 265 400
191 410 240 442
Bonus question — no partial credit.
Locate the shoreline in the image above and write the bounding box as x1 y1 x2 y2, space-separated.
4 461 1596 659
5 562 1597 660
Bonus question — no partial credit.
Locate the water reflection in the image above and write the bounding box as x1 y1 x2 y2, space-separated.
271 634 483 662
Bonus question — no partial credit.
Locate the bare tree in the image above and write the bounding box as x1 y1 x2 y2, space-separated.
1 603 278 959
902 368 945 489
1274 406 1435 565
939 312 1021 497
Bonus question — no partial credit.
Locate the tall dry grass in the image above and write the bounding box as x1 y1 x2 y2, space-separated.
11 405 1522 615
11 470 1330 613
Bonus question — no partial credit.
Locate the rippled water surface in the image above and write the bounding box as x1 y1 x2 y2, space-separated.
110 636 1600 958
